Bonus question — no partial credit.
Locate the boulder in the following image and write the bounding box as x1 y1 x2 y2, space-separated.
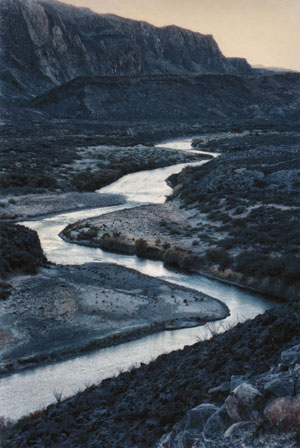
224 421 258 443
155 403 219 447
281 345 300 366
176 403 219 432
264 377 294 398
203 409 226 439
225 382 262 422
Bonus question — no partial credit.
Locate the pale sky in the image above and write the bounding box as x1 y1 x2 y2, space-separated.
62 0 300 71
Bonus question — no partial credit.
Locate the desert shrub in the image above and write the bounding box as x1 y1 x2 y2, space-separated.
170 228 181 235
135 238 148 256
164 249 184 268
283 256 300 283
0 289 11 300
100 237 132 254
264 257 285 277
72 169 121 192
159 220 167 227
254 179 267 188
205 248 232 268
235 251 265 276
0 223 46 277
78 228 98 240
181 253 201 269
217 238 235 250
0 174 57 189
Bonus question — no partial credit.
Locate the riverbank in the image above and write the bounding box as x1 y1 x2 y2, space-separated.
61 197 299 302
61 129 300 303
0 262 228 377
0 192 125 221
4 301 300 447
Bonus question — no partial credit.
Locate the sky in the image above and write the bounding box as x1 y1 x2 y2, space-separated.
62 0 300 71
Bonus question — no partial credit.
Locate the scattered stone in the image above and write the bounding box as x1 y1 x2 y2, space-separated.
281 345 300 366
225 383 262 422
264 377 294 398
204 407 226 439
224 421 258 443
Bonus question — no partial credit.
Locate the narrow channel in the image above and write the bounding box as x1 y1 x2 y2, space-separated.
0 137 275 421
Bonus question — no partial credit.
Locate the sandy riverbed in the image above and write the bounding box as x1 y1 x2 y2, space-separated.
0 262 228 376
0 192 125 221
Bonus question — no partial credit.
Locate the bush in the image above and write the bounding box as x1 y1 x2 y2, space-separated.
164 249 183 268
135 238 148 256
235 251 264 276
72 169 121 192
0 223 46 277
205 248 232 268
283 256 300 283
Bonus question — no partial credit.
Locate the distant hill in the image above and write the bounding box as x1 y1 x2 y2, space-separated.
30 73 300 122
253 64 298 74
0 0 253 105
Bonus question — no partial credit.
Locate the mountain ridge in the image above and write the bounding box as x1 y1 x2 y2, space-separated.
0 0 253 106
30 72 300 122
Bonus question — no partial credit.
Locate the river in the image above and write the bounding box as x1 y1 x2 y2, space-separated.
0 137 275 421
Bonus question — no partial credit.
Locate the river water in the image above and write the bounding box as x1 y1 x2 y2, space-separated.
0 138 275 421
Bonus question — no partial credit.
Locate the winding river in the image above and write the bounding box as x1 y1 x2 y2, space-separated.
0 138 275 421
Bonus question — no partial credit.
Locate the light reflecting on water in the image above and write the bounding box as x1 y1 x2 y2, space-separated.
0 137 276 421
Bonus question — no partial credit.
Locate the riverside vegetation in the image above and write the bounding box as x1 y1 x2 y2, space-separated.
62 127 300 302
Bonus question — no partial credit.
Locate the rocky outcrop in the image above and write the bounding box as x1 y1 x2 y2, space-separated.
157 348 300 447
0 223 46 278
0 0 253 106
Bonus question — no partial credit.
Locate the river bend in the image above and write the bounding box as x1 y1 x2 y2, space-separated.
0 137 275 421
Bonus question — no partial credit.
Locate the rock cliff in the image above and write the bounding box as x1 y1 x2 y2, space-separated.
0 0 253 104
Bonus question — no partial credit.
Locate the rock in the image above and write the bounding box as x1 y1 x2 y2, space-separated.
225 383 262 422
208 381 231 397
155 404 219 447
230 375 245 391
177 403 219 432
224 421 258 443
203 409 225 439
264 377 294 397
264 396 300 428
281 345 300 366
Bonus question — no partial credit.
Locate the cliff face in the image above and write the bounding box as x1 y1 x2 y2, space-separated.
0 0 253 103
